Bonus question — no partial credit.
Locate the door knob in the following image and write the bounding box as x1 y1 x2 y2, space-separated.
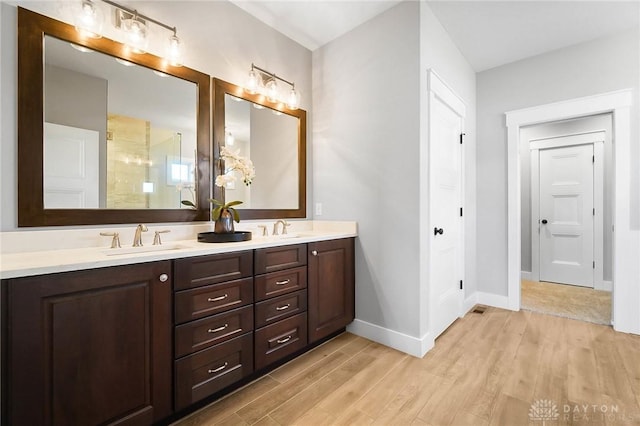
434 227 444 236
158 273 169 282
541 219 548 224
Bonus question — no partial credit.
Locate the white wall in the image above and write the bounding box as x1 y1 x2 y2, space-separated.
0 0 312 230
477 28 640 297
520 114 613 281
312 1 476 352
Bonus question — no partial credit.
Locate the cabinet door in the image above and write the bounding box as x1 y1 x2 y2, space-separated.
308 238 355 343
6 261 173 426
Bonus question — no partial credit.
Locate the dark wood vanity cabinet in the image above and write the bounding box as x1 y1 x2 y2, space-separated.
2 238 355 424
254 244 309 370
308 238 355 343
173 251 255 411
4 261 173 426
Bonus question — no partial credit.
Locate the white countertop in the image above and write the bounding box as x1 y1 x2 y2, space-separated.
0 221 357 279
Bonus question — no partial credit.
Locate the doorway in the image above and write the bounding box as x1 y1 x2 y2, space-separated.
506 90 635 333
520 117 611 324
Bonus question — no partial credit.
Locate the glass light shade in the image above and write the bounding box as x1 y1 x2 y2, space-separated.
265 79 278 103
245 69 260 94
286 87 300 110
74 0 103 39
166 34 182 67
123 17 148 54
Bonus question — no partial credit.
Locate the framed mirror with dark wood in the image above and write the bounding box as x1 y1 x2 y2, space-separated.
17 7 211 226
213 78 306 220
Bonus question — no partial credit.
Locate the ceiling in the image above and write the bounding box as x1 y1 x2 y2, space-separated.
230 0 640 71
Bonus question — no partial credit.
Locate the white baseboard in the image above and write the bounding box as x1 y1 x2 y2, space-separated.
463 293 478 314
520 271 532 281
476 292 512 311
595 280 613 292
346 319 434 358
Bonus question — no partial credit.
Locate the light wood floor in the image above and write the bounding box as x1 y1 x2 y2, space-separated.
173 307 640 425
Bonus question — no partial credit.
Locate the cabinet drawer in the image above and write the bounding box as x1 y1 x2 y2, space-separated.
175 277 253 324
254 313 307 371
175 333 253 410
254 266 307 301
255 290 307 328
255 244 307 274
175 251 253 290
175 305 254 358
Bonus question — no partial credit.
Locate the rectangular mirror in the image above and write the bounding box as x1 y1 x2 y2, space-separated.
213 78 306 219
18 8 210 226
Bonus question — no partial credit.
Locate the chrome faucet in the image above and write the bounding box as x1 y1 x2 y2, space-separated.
133 224 148 247
272 220 290 236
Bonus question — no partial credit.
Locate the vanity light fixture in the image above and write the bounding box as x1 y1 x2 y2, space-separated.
115 57 135 67
74 0 104 39
75 0 183 66
70 43 94 53
244 63 300 110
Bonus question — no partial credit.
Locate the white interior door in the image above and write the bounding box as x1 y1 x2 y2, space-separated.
429 90 463 339
44 122 100 208
539 144 594 287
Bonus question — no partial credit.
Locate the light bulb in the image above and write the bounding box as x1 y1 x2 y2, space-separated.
286 87 300 110
123 17 148 54
74 0 103 39
245 69 260 94
166 34 182 67
265 79 278 103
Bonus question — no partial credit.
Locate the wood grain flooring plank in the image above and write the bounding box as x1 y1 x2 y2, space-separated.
236 351 348 424
268 332 358 383
269 349 376 425
173 375 280 426
317 343 408 417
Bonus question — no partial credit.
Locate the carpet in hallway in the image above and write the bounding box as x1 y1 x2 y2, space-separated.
521 279 611 325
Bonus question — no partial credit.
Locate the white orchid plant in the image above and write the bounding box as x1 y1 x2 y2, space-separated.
181 146 255 223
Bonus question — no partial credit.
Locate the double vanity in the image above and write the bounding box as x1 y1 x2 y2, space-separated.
4 6 351 425
1 222 356 424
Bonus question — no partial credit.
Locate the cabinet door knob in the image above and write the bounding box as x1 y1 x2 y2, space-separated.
158 273 169 282
311 250 318 256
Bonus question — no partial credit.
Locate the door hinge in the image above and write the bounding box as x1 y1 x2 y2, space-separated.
593 155 595 163
460 207 463 217
460 280 463 290
593 208 595 216
593 261 595 269
460 133 465 144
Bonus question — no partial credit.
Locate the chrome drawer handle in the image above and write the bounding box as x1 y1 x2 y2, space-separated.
275 279 291 286
276 304 291 311
276 335 292 344
208 324 228 333
207 294 228 302
208 362 228 374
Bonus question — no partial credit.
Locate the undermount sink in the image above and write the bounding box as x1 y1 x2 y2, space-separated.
101 242 186 256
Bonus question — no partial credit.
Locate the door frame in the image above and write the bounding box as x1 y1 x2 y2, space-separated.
505 89 638 334
530 132 605 289
426 69 465 340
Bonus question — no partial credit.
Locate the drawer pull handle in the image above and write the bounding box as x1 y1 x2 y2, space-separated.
207 294 228 302
208 362 228 374
208 324 229 333
311 250 318 256
276 304 291 311
276 336 292 344
275 279 291 286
